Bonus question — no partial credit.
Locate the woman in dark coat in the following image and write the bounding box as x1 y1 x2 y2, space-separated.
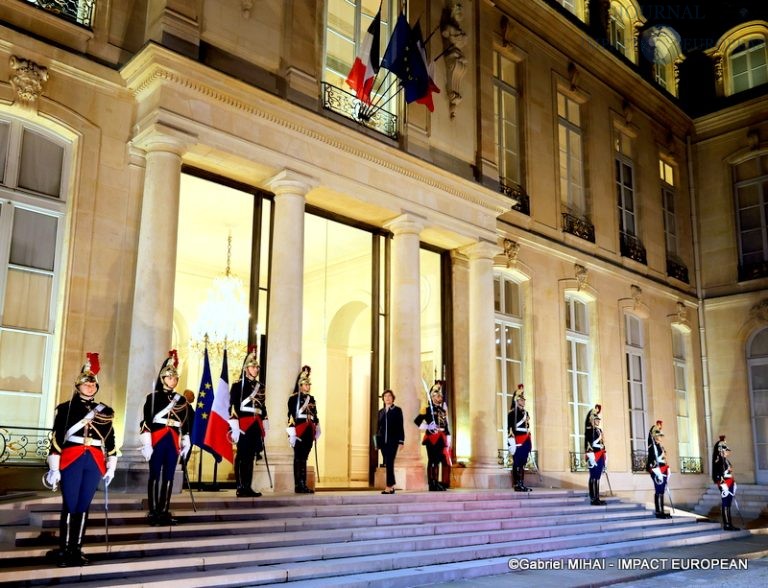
376 389 404 494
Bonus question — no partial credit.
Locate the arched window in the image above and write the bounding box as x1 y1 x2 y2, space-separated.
707 21 768 97
730 37 768 94
0 114 70 429
609 0 646 63
641 25 684 96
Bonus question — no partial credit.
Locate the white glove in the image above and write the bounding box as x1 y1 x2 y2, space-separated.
446 435 452 449
180 435 191 459
228 419 241 444
651 466 663 485
140 431 153 462
262 419 270 433
45 454 61 490
586 452 596 468
287 426 297 448
418 422 428 431
315 423 322 440
719 483 729 498
427 422 438 433
103 456 117 486
507 437 517 455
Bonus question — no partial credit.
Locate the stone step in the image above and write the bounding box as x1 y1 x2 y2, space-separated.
8 525 738 588
9 506 660 554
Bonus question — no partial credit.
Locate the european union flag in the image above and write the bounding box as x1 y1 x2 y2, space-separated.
191 348 221 461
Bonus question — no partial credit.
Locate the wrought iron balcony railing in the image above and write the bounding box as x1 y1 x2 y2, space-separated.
569 451 589 472
497 448 539 473
738 260 768 282
22 0 96 29
666 256 689 283
620 232 647 265
562 212 595 242
631 449 648 472
321 82 398 140
0 425 52 465
499 181 530 216
679 456 702 474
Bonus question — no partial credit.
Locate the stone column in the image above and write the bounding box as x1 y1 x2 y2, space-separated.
383 213 426 489
465 240 505 488
122 124 195 490
256 169 316 493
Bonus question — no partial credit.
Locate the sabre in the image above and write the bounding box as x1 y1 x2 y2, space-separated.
603 468 614 497
665 478 676 514
103 478 110 551
314 438 321 484
529 451 543 485
261 433 273 489
180 453 197 513
733 491 746 528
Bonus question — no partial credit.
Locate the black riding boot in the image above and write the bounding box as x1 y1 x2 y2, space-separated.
590 479 606 505
48 511 71 567
66 512 89 566
301 461 314 493
654 493 671 519
428 466 439 491
158 479 178 525
723 506 739 530
518 467 532 492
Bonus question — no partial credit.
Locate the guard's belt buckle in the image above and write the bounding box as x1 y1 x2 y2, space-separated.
84 438 92 446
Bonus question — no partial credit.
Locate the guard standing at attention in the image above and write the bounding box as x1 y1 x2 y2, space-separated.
229 347 267 498
139 350 193 525
45 353 117 567
287 365 320 493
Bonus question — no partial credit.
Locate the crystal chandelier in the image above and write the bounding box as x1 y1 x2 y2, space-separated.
189 233 249 365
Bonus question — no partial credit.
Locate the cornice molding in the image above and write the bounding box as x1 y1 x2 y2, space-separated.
122 46 510 218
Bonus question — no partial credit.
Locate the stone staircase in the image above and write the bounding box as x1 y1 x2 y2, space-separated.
0 489 750 587
693 483 768 527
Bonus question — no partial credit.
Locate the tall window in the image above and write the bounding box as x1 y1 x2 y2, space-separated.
625 314 648 460
565 295 591 454
557 92 586 216
730 38 768 94
554 0 586 21
615 131 636 237
672 328 693 458
609 6 627 56
747 328 768 483
493 52 522 189
734 153 768 280
495 274 524 452
660 160 677 256
323 0 397 135
0 116 69 428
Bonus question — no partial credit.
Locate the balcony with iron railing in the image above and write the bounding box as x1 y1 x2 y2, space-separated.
679 456 702 474
666 256 689 283
738 260 768 282
562 212 595 242
1 425 52 466
321 82 398 140
631 449 647 472
497 448 539 473
21 0 96 29
620 232 647 265
499 181 530 215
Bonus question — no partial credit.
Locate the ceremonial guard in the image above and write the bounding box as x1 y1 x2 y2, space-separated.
646 426 672 518
712 435 739 530
584 412 606 505
45 353 117 567
229 348 267 498
507 384 532 492
414 382 451 491
287 365 320 493
139 350 193 525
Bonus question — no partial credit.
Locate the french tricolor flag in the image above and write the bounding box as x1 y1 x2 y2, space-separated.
345 3 382 104
204 349 234 463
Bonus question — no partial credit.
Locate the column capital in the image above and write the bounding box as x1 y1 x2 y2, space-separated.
132 123 196 155
461 239 501 261
265 169 318 196
384 213 425 236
